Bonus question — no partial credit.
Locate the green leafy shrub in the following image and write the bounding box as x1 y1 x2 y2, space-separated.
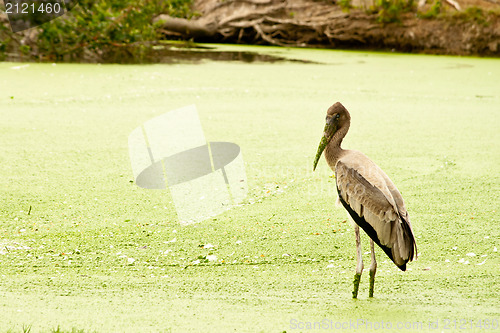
376 0 415 23
417 0 442 19
452 6 489 25
2 0 193 62
40 0 193 61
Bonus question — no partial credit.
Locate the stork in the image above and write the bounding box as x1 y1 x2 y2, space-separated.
313 102 417 298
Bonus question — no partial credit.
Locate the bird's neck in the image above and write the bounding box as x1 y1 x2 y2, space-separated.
325 123 349 169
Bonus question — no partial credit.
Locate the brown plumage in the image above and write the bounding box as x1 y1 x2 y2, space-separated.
313 102 417 298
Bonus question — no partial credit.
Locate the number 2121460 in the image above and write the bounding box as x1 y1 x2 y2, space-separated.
442 319 498 330
5 2 62 15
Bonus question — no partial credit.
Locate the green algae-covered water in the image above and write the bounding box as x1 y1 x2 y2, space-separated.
1 45 499 332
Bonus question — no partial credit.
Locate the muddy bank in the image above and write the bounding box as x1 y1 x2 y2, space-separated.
155 0 500 57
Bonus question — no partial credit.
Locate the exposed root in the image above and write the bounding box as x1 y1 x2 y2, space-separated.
153 0 500 56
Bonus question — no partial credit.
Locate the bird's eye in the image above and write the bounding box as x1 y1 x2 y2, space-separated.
335 114 340 119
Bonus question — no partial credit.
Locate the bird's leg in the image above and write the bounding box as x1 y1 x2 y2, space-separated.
353 224 363 299
369 239 377 298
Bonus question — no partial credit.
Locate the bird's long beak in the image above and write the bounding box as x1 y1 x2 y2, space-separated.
313 120 337 171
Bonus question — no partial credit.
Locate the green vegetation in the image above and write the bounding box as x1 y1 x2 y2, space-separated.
1 45 499 332
339 0 353 12
376 0 415 23
380 0 498 24
417 0 442 19
417 2 499 25
0 0 193 62
38 0 192 61
451 6 489 25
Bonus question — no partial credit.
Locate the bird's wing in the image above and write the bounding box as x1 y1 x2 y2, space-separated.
335 152 416 269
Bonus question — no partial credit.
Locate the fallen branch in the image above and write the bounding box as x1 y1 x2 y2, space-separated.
153 15 217 39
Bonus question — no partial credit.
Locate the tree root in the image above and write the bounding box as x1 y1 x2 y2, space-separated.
153 0 500 56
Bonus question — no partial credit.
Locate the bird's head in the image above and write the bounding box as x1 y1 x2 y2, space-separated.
313 102 350 171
